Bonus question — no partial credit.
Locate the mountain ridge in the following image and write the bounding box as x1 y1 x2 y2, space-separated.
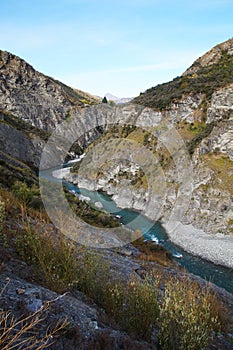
183 37 233 76
0 49 99 132
133 37 233 110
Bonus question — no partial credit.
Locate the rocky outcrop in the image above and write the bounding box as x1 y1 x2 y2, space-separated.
0 50 98 132
167 93 204 123
205 84 233 159
0 272 156 350
0 50 99 171
0 112 44 168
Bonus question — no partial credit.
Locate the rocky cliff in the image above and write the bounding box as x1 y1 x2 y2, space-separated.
0 50 99 179
0 50 98 131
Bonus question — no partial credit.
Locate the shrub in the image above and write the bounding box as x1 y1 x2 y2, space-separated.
76 249 111 304
74 251 160 340
134 52 233 109
158 276 224 350
14 222 227 347
12 181 39 207
102 273 160 340
15 224 79 293
122 275 159 339
133 237 173 266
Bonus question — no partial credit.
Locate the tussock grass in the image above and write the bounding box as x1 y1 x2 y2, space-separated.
15 223 79 293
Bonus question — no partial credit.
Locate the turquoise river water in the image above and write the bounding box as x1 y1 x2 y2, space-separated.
41 166 233 293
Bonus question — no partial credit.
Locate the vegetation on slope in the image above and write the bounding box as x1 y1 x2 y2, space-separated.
1 44 233 349
0 152 38 187
65 189 120 228
134 51 233 109
0 183 231 349
52 78 98 106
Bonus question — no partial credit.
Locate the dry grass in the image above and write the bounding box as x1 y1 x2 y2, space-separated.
201 153 233 194
175 121 207 141
0 309 67 350
0 280 68 350
15 223 79 293
133 237 174 267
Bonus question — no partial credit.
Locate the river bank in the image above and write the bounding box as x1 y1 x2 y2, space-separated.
64 169 233 269
164 221 233 269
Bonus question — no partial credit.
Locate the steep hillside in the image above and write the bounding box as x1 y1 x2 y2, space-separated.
134 38 233 109
132 39 233 240
0 50 98 132
0 50 100 178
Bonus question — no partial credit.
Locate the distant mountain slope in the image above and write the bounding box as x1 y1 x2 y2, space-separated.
105 93 133 104
134 38 233 109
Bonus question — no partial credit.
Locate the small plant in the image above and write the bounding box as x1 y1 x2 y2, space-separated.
77 249 111 304
133 237 173 266
102 272 160 340
122 274 159 339
0 198 5 233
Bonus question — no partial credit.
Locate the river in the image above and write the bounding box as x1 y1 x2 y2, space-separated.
41 166 233 294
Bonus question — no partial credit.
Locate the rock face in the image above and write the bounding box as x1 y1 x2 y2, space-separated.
65 90 232 232
0 111 44 168
0 50 99 170
206 85 233 159
0 50 98 132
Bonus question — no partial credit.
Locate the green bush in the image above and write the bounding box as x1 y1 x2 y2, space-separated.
134 51 233 109
158 277 223 350
12 181 39 207
0 198 5 233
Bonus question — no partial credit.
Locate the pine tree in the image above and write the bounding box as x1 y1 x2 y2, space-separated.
102 96 108 103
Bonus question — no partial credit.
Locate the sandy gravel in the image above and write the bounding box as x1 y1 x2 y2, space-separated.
164 221 233 268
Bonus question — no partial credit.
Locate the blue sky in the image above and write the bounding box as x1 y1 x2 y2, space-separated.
1 0 233 97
